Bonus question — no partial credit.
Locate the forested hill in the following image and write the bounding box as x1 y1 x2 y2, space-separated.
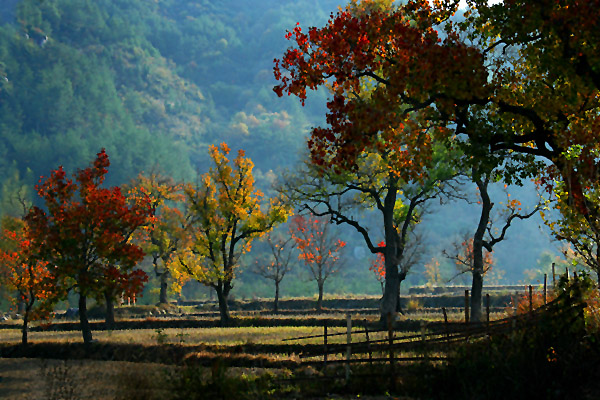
0 0 559 287
0 0 336 214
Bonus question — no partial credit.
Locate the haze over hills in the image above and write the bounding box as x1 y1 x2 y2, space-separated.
0 0 563 300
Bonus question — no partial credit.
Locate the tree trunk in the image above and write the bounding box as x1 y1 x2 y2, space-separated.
380 178 401 326
79 294 93 343
380 263 399 326
396 272 407 314
104 290 115 330
316 281 324 311
159 271 169 305
471 270 484 323
471 175 492 323
21 309 29 346
215 286 230 326
274 280 280 313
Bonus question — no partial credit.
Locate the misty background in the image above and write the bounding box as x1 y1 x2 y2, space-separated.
0 0 562 302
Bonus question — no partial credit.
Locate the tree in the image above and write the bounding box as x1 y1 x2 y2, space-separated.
169 143 290 324
445 235 494 281
0 217 56 345
279 145 460 324
25 149 153 343
128 171 186 305
423 257 445 289
542 181 600 287
370 233 424 308
290 214 346 311
445 176 540 321
273 0 600 258
253 232 295 313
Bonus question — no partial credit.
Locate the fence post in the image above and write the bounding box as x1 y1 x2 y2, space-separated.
420 321 427 362
528 285 533 316
543 274 547 305
486 293 490 330
364 319 373 365
465 290 470 325
388 312 395 392
323 321 328 367
512 292 518 330
442 307 450 345
345 313 351 384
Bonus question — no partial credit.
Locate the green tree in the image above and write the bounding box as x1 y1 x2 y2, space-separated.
280 143 460 323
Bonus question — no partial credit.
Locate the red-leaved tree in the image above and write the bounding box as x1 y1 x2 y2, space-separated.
25 149 153 343
290 214 346 311
0 217 56 345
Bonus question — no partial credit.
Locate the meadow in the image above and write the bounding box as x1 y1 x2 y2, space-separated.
2 290 592 399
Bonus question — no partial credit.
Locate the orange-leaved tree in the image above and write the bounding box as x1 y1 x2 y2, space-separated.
169 143 291 324
290 214 346 311
0 216 56 345
25 149 153 343
445 236 494 281
128 171 186 305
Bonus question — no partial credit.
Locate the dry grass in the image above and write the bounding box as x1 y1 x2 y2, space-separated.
0 326 350 346
0 324 425 347
0 357 172 400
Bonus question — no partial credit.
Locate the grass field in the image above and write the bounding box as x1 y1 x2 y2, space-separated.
0 299 520 399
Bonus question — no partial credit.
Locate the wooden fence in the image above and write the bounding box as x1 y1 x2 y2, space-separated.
283 281 586 387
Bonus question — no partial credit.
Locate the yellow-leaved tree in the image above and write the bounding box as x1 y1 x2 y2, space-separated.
170 143 291 324
127 171 187 306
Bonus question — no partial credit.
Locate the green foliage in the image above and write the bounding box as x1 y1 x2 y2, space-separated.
0 0 341 209
165 362 279 400
153 328 168 345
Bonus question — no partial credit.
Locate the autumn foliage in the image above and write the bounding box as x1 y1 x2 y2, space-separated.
128 172 187 304
275 0 600 234
448 237 494 278
273 2 482 177
170 143 290 323
0 218 56 344
25 149 153 342
290 214 345 310
369 240 385 278
291 215 346 267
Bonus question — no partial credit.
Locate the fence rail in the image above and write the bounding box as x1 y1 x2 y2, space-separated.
284 281 586 383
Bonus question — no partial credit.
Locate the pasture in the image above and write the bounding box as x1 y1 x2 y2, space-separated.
2 289 594 399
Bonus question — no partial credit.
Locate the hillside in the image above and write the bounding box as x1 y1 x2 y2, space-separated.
0 0 563 300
